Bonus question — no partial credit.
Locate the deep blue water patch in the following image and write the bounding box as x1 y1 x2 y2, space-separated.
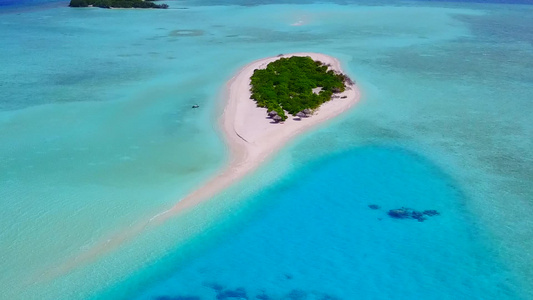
127 146 520 300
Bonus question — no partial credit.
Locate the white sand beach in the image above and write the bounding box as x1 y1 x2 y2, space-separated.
47 53 360 278
160 52 360 214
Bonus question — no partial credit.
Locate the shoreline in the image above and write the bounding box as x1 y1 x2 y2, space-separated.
46 52 361 279
154 52 360 217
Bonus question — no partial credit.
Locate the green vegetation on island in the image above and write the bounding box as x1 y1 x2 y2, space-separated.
250 56 351 121
69 0 168 9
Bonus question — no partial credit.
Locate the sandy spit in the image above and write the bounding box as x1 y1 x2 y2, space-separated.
44 52 361 280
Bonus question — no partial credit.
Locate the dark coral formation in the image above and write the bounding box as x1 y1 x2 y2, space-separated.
319 295 341 300
155 296 200 300
206 282 224 292
368 204 381 210
387 207 440 222
423 209 440 216
216 287 248 300
387 208 411 219
157 282 342 300
256 291 270 300
285 289 307 300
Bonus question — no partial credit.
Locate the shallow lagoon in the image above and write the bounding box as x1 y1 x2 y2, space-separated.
0 1 531 299
128 147 519 299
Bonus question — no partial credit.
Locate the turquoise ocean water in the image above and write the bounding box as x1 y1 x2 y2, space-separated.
0 1 532 299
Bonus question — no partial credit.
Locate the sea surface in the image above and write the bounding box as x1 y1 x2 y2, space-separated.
0 0 532 299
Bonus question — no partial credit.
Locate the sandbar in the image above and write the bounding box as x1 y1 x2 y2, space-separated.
46 52 360 279
156 52 360 215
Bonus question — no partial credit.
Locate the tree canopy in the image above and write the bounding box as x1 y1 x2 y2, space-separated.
250 56 348 121
69 0 168 9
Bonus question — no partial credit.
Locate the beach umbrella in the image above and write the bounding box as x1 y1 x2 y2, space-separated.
273 115 282 123
303 108 312 116
296 111 306 119
344 76 355 85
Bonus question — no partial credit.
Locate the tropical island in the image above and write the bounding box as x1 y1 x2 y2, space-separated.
69 0 168 9
148 52 359 225
250 56 353 122
46 53 359 273
144 52 358 227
